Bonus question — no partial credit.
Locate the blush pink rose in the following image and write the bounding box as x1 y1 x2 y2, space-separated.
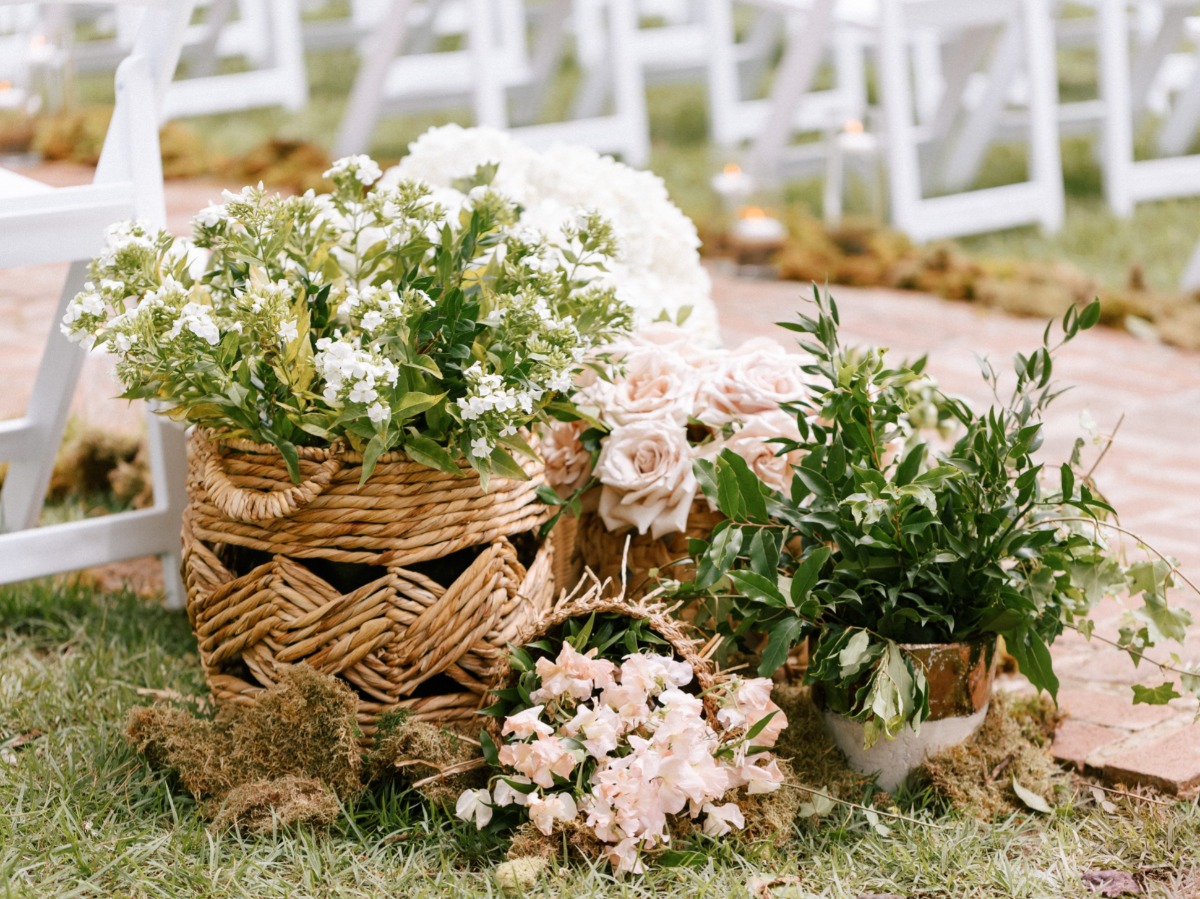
594 421 698 539
539 419 592 497
585 347 696 427
720 410 804 495
694 341 810 426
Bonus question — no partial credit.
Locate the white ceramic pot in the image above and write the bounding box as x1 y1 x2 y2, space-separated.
819 640 998 792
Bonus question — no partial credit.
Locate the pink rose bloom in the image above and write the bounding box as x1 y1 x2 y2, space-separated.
594 421 698 538
586 347 696 427
627 320 708 362
721 410 805 495
502 705 554 740
694 342 810 426
539 419 592 497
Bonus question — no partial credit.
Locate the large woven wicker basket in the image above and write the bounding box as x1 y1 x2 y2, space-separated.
575 500 724 598
181 429 558 738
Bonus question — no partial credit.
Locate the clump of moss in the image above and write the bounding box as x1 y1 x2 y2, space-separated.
771 685 878 804
773 212 1200 350
218 138 335 195
735 759 805 846
914 692 1067 819
366 712 485 807
211 775 341 834
48 423 142 505
126 665 363 829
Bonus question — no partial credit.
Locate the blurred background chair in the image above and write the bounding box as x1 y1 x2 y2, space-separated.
334 0 648 164
0 0 194 606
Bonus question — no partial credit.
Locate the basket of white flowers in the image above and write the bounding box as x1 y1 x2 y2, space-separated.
63 154 632 735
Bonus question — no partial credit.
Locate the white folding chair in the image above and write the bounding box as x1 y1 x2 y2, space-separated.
161 0 308 119
0 0 193 606
1092 0 1200 217
335 0 649 165
869 0 1064 241
707 0 864 159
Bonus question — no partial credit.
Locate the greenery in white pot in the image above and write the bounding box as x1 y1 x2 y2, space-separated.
61 155 631 486
684 288 1197 747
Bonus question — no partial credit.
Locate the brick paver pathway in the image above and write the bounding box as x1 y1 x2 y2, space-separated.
3 163 1198 794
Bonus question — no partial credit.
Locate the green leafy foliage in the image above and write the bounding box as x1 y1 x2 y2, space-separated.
684 287 1194 740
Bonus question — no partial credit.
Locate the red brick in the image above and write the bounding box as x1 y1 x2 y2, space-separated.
1052 719 1129 771
1100 722 1200 797
1057 687 1180 731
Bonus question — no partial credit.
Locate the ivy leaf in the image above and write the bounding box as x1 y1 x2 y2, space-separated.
1131 683 1181 705
1004 627 1059 699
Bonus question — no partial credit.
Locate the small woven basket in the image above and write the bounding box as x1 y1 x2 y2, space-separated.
487 584 721 729
182 429 558 738
575 501 724 598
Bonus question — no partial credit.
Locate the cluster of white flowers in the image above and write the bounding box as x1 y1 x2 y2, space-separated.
59 139 630 477
384 125 718 344
458 643 786 874
315 334 399 420
540 321 814 538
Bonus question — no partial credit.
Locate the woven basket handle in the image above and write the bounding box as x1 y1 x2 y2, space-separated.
203 442 345 522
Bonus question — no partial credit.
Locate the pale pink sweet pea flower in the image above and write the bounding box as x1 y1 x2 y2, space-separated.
492 775 534 807
701 801 745 837
563 702 624 759
455 787 493 828
525 734 576 788
716 676 788 748
604 837 646 875
531 643 617 704
619 653 692 698
594 420 698 539
737 756 786 794
527 791 579 836
502 705 554 740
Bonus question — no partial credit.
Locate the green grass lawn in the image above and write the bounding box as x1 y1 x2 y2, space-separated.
2 580 1198 898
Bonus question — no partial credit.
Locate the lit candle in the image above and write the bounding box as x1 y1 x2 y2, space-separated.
839 118 878 155
0 80 25 111
27 34 54 64
731 206 787 244
711 163 754 204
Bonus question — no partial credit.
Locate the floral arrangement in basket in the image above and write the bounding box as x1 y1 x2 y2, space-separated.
457 594 788 874
385 124 718 344
536 320 827 592
61 154 632 485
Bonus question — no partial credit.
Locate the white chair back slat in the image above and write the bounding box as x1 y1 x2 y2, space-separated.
0 0 194 607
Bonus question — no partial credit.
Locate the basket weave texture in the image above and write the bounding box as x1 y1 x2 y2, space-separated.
182 429 558 737
487 588 720 729
575 501 724 598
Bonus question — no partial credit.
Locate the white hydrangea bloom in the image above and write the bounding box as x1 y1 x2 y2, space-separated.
384 125 717 344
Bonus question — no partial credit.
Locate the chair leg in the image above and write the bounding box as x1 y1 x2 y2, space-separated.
0 261 88 534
